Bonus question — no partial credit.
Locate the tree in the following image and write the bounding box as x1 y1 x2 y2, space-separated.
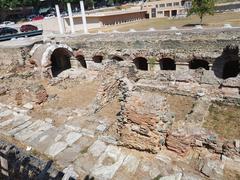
0 0 20 9
188 0 215 25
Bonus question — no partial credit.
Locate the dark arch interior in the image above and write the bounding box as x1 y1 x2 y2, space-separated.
133 57 148 71
111 56 123 62
76 55 87 68
160 58 176 70
50 48 72 77
93 55 103 63
222 61 239 79
189 59 209 70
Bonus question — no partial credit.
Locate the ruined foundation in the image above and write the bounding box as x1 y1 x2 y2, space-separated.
0 29 240 179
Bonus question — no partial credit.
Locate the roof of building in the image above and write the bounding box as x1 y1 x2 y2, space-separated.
64 10 147 19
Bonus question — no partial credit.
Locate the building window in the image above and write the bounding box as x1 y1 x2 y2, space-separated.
184 1 192 8
159 4 165 7
174 2 179 6
157 11 163 14
166 3 172 7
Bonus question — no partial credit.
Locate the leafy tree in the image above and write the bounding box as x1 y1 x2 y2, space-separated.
188 0 215 25
0 0 20 9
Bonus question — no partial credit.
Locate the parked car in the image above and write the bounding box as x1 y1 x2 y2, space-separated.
0 27 18 36
32 15 44 21
0 21 15 27
27 15 37 21
44 14 55 19
20 24 38 32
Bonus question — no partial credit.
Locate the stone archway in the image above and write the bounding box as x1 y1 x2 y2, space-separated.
133 57 148 71
76 55 87 68
160 58 176 70
93 55 103 63
30 43 74 78
50 48 72 77
189 59 209 70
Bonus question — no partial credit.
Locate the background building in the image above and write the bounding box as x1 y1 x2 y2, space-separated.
142 0 192 18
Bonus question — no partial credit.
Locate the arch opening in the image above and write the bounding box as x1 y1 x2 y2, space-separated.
76 55 87 68
93 55 103 63
133 57 148 71
189 59 209 70
222 61 239 79
160 58 176 70
50 48 72 77
111 56 123 62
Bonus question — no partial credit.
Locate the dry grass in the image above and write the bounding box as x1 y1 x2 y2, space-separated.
90 12 240 33
203 103 240 139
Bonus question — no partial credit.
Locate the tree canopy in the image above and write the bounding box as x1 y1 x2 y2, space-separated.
188 0 215 24
0 0 127 10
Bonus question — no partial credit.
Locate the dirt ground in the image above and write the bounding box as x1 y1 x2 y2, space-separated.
203 103 240 139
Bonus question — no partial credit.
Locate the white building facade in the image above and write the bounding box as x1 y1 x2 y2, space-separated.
143 0 192 18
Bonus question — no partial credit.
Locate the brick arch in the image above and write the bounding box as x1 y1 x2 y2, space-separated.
50 48 72 77
133 57 148 71
189 59 209 70
41 44 73 67
92 55 104 63
159 58 176 70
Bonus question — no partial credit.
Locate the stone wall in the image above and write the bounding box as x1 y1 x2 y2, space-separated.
117 65 240 156
29 29 240 79
59 29 240 64
0 47 30 67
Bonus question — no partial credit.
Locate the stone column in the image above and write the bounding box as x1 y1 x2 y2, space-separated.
176 62 189 71
55 4 64 34
70 56 80 69
67 3 75 34
80 1 88 34
209 63 213 70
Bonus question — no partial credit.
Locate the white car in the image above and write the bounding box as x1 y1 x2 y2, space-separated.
44 14 55 19
0 21 15 27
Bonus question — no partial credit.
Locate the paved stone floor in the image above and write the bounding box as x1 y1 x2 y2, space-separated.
0 102 204 180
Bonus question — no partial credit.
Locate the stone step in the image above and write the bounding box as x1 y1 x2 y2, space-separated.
0 115 31 134
6 121 33 136
14 120 53 141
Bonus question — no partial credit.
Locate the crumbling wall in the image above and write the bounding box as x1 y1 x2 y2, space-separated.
117 67 240 157
118 88 174 153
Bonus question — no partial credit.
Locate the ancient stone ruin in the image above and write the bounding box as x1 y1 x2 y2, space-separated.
0 29 239 179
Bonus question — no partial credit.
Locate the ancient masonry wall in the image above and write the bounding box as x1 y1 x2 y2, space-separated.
117 67 240 157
